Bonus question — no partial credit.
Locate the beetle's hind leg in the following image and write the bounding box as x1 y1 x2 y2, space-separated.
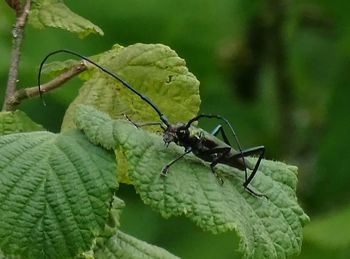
231 146 267 198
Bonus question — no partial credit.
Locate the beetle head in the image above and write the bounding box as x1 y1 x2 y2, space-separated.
163 123 189 147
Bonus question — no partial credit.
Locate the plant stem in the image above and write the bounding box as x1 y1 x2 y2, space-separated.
5 62 87 111
2 0 31 111
5 0 21 13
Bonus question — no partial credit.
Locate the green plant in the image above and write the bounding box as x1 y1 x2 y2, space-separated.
0 1 309 258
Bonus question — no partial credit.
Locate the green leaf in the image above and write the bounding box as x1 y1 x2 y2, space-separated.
75 105 310 259
61 43 200 130
0 249 19 259
29 0 103 38
92 194 178 258
0 110 44 136
97 196 125 241
79 196 125 259
303 206 350 249
0 130 117 259
107 196 125 230
94 230 179 259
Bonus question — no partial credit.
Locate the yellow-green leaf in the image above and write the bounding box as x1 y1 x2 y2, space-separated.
60 43 200 130
29 0 103 38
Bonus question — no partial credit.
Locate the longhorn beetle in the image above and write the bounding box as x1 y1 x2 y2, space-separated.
38 49 266 198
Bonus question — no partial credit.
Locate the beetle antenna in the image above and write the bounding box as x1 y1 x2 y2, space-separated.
38 49 170 126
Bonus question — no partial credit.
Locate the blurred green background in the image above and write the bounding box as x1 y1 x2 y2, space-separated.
1 0 350 258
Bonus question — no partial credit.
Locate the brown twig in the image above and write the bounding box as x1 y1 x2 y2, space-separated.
5 62 87 111
5 0 22 13
2 0 32 111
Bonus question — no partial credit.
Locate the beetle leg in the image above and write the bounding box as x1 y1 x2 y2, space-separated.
211 124 231 145
201 145 267 198
124 114 164 128
230 146 266 198
197 147 231 184
210 148 232 184
187 115 250 191
160 148 192 177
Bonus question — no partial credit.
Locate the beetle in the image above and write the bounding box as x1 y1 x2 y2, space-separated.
38 49 266 197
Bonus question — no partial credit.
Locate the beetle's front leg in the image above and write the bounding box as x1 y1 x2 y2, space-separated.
160 148 192 177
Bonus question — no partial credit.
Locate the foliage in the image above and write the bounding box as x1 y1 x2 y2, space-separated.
56 43 200 130
0 130 116 258
0 0 312 258
94 231 180 259
0 110 44 135
75 105 308 259
29 0 103 38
